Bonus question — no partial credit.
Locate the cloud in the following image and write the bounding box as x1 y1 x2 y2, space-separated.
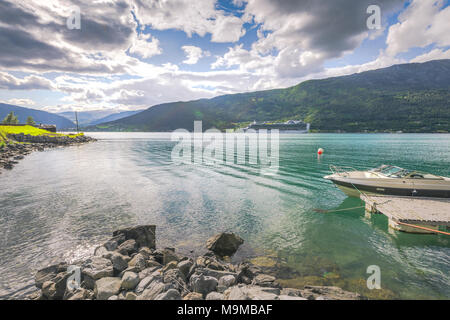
129 33 162 59
1 98 36 106
182 46 204 65
0 72 54 90
410 48 450 63
212 0 404 78
386 0 450 56
132 0 246 43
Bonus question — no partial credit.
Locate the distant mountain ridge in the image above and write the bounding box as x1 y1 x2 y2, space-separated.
0 104 75 129
58 110 142 126
89 59 450 132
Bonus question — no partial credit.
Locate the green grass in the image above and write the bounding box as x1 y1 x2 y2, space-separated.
0 126 84 148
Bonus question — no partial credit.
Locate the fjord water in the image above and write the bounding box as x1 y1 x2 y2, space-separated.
0 133 449 299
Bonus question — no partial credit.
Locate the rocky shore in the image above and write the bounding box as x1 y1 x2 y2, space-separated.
28 225 365 300
0 133 96 173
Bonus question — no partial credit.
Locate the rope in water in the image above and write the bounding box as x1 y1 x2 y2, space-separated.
396 221 450 236
314 205 365 214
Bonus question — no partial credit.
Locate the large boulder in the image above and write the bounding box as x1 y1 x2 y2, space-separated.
121 272 140 290
35 262 68 289
117 239 138 256
206 233 244 257
137 281 173 300
109 252 129 273
190 274 218 297
94 277 122 300
82 257 114 281
113 225 156 249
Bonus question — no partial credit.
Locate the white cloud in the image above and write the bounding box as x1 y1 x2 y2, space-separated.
386 0 450 56
410 48 450 63
132 0 246 43
182 46 204 65
0 71 54 90
1 98 36 106
129 33 162 59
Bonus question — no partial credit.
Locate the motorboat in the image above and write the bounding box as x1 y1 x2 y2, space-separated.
324 165 450 198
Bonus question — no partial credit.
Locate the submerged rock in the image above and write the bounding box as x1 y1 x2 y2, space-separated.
206 232 244 257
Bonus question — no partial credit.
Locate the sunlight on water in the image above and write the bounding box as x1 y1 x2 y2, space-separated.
0 133 449 299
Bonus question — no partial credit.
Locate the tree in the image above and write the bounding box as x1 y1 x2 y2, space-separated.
1 112 19 124
26 116 36 125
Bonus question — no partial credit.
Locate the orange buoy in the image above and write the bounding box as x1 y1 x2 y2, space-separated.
317 148 324 155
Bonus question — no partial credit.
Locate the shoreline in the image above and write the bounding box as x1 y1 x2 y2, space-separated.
28 225 365 301
0 133 96 174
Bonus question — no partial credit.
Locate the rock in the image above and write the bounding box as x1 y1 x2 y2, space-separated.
163 269 187 294
103 234 125 251
206 292 224 300
162 261 178 273
82 257 114 280
108 295 119 300
206 233 244 257
278 295 307 300
223 285 280 300
139 266 161 279
183 292 203 300
40 272 70 300
128 253 147 271
41 281 57 299
163 248 180 265
218 275 236 288
137 281 172 300
113 225 156 249
121 272 140 290
135 275 156 294
35 262 68 289
237 263 261 284
155 289 182 300
94 246 108 257
117 239 138 256
251 274 279 288
301 285 365 300
125 292 137 300
280 288 303 297
110 252 129 273
190 274 218 297
66 288 92 300
94 277 122 300
194 268 238 281
139 247 153 258
177 260 193 278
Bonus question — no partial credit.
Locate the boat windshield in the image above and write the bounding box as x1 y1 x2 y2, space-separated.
372 165 411 178
371 165 443 179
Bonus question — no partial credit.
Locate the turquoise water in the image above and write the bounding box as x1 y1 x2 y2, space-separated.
0 133 449 299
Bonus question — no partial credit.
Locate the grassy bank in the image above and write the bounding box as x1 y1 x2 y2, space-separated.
0 125 83 148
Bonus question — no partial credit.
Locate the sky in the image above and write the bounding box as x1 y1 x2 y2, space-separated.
0 0 449 113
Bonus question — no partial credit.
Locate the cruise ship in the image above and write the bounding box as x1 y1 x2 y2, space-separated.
243 120 310 133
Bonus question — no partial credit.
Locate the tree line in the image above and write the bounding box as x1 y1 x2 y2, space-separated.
1 112 36 125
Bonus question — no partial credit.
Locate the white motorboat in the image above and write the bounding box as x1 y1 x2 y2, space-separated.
324 165 450 198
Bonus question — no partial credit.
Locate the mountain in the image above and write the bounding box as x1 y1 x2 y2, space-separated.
89 110 142 125
59 110 143 126
88 60 450 133
0 104 75 129
58 110 116 126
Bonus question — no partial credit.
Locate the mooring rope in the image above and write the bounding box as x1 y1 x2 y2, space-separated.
395 221 450 236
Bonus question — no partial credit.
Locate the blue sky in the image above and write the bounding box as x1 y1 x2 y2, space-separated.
0 0 449 113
